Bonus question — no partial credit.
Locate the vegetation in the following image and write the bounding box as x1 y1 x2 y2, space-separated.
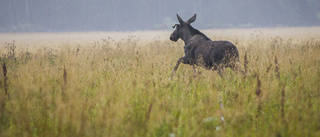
0 28 320 136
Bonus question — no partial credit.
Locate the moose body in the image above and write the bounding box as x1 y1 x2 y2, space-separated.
170 14 239 77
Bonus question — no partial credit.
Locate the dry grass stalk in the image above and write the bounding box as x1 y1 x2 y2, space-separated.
76 46 80 56
145 103 153 124
274 55 280 79
219 95 226 125
143 103 152 136
5 41 16 60
62 65 67 92
244 51 248 77
281 85 285 119
2 62 9 99
9 41 16 59
256 74 262 118
173 110 181 129
255 74 262 97
266 64 272 73
143 102 153 135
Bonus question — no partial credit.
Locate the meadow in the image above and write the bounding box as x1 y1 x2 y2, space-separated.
0 27 320 137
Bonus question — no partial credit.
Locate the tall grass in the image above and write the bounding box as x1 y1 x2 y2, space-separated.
0 29 320 137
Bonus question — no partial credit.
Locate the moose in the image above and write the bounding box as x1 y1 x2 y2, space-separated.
170 14 239 77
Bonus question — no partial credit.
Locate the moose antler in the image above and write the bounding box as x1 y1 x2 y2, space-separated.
172 24 178 28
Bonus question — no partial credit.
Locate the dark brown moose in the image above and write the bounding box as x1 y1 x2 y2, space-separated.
170 14 239 77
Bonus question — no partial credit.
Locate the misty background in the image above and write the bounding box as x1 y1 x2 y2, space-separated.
1 0 320 32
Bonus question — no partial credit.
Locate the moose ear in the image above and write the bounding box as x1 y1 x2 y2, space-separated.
186 14 196 24
177 14 184 24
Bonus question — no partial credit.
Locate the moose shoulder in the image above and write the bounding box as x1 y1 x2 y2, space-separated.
170 14 239 77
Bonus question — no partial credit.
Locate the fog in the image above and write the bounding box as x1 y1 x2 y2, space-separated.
1 0 320 32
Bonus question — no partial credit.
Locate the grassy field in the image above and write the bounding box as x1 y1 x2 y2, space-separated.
0 27 320 137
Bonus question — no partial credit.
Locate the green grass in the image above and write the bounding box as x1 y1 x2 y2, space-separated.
0 30 320 137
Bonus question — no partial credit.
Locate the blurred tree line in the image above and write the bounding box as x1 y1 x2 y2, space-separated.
0 0 320 32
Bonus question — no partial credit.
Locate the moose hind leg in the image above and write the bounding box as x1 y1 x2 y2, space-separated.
217 65 226 78
228 57 242 75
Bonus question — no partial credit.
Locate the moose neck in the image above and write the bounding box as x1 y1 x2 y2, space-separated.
181 27 196 44
181 27 210 45
181 34 194 44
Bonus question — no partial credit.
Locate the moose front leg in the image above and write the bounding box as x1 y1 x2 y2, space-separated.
171 57 184 78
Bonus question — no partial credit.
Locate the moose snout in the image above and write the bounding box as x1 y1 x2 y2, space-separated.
170 34 178 42
170 35 174 40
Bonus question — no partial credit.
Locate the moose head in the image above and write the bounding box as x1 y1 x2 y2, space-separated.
170 14 197 42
